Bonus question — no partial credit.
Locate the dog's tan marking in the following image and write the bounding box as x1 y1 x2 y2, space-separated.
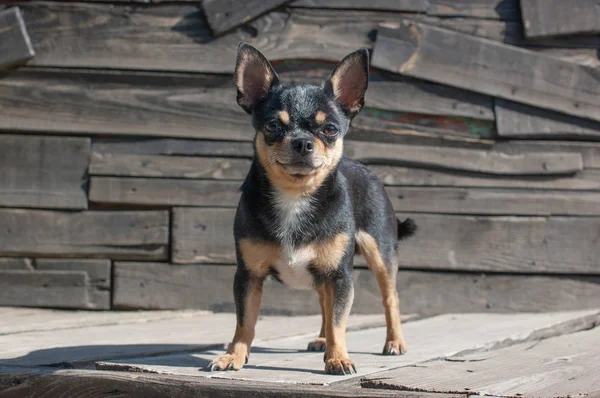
323 281 355 374
315 111 327 124
355 230 407 354
307 284 327 351
239 239 280 278
312 232 350 273
278 110 290 125
255 132 343 198
210 279 263 370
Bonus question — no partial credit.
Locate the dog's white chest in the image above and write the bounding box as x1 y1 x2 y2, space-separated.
273 246 315 290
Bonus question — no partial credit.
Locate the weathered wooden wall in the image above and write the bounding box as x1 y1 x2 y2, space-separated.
1 0 599 314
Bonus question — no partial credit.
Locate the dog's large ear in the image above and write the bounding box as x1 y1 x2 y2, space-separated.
324 49 369 118
235 42 279 114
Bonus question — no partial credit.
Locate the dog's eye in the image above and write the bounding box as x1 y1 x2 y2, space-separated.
265 120 281 133
323 124 338 136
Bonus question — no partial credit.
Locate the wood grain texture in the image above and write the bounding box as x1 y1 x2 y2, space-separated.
89 177 241 207
0 7 35 69
521 0 600 38
90 153 251 180
365 78 495 120
113 263 600 315
172 208 235 264
387 187 600 216
495 99 600 139
92 138 255 158
372 165 600 190
0 135 89 210
372 22 600 122
0 270 89 309
0 258 33 270
426 0 520 20
35 259 111 310
0 209 168 260
344 141 583 175
292 0 429 12
362 327 600 397
495 140 600 169
203 0 290 36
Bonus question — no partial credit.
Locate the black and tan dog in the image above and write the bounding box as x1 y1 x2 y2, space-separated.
208 43 417 375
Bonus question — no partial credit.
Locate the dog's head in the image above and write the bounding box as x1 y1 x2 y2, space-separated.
235 42 369 196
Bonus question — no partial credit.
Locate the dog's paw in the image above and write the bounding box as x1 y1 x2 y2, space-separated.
382 339 407 355
307 337 326 352
325 357 357 375
206 353 247 372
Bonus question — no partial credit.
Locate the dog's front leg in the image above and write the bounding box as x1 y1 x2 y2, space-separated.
208 266 263 371
322 273 356 375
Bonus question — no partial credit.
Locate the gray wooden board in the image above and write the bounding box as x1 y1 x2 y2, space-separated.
371 166 600 190
113 263 600 315
521 0 600 38
0 369 459 398
495 140 600 169
35 259 111 310
171 208 600 274
0 270 89 309
292 0 429 12
365 79 495 120
495 99 600 139
89 177 242 207
203 0 290 36
0 7 34 69
529 47 600 68
372 22 600 123
0 258 33 270
362 326 600 397
90 153 251 180
426 0 519 20
92 138 255 158
0 209 168 260
0 308 211 336
0 135 89 209
0 312 389 366
95 311 600 385
387 187 600 216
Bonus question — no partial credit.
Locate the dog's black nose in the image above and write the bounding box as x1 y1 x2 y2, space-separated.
291 138 314 155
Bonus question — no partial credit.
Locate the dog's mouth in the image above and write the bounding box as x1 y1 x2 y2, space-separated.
277 161 320 178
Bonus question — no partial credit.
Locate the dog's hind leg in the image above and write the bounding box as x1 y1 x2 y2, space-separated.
307 284 327 352
356 231 407 355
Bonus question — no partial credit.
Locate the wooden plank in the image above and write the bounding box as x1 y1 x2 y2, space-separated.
203 0 290 36
0 369 451 398
92 138 254 158
35 259 111 310
426 0 520 20
387 187 600 216
0 7 35 69
365 78 495 120
292 0 429 12
0 270 89 309
372 22 600 123
372 166 600 190
495 140 600 169
0 311 389 366
113 263 600 315
362 327 600 397
0 258 33 270
89 177 241 207
0 210 168 260
90 153 251 180
172 208 235 264
521 0 600 38
0 135 89 210
344 141 583 175
495 99 600 139
0 69 249 141
96 311 600 385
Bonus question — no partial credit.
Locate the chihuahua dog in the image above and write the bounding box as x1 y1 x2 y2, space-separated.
208 43 417 375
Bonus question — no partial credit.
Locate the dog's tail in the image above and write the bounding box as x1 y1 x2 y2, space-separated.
397 218 417 241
